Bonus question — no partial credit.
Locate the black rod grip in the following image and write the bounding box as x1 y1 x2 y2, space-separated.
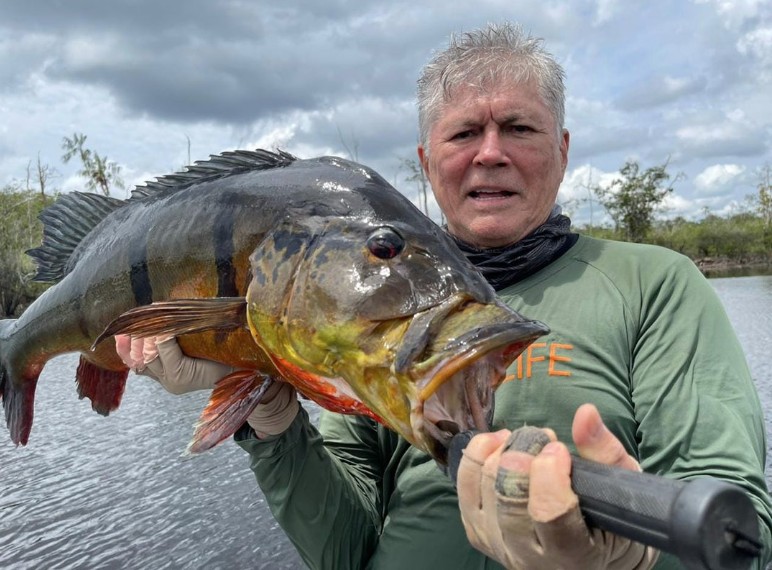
571 456 760 570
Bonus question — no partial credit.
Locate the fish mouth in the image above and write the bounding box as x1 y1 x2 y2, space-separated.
397 297 549 465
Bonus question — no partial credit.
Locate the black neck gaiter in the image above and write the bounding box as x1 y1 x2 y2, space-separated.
449 207 579 291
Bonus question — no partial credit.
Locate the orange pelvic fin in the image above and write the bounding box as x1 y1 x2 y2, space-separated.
186 370 274 454
92 297 247 349
76 356 129 415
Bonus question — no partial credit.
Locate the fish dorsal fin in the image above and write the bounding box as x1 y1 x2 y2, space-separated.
27 191 126 283
130 148 298 200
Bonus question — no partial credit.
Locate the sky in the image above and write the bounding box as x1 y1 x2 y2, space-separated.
1 0 770 226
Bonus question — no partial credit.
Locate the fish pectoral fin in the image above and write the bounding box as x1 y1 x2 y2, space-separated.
92 298 247 349
186 371 275 454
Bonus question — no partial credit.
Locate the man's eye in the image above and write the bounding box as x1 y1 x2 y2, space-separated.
451 130 474 140
508 124 534 134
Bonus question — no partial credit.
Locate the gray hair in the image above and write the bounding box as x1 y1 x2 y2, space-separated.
416 22 566 150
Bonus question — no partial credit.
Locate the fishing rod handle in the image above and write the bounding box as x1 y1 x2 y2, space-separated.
570 456 760 570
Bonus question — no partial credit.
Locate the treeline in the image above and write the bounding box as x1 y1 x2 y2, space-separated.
580 213 772 263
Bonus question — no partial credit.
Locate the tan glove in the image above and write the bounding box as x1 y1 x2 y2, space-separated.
115 334 299 437
457 404 659 570
115 334 233 394
245 380 299 438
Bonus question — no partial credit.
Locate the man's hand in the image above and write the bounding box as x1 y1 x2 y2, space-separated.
115 334 299 437
114 334 233 394
246 381 299 438
456 404 659 569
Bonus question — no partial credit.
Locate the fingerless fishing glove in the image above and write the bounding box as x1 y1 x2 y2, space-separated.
140 337 298 437
141 337 233 394
246 381 299 438
458 428 659 570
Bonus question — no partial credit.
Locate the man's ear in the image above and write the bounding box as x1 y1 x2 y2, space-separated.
560 129 570 171
417 145 430 178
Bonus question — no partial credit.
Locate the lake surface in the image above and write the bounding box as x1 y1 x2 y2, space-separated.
1 275 771 569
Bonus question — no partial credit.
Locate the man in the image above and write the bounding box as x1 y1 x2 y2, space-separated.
118 23 772 569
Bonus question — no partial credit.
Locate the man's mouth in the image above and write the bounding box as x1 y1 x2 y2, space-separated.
468 189 515 199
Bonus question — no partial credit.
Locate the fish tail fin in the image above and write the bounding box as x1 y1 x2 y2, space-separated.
0 319 38 446
75 356 129 416
186 372 274 454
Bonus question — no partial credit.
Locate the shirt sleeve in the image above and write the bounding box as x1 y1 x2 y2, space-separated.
234 405 384 570
631 255 772 567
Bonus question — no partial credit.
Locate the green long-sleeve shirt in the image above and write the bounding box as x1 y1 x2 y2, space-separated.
236 236 772 569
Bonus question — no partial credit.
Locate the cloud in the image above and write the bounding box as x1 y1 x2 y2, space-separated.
737 26 772 80
594 0 619 25
556 163 624 225
2 2 424 126
662 192 696 218
693 0 769 30
616 75 708 111
694 163 746 194
674 110 768 159
560 164 618 201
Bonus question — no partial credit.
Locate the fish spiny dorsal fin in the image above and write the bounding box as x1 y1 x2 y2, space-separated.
130 148 298 200
26 192 126 283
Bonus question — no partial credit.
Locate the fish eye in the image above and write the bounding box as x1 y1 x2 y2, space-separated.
366 227 405 259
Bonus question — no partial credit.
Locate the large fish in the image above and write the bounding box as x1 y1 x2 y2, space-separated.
0 149 548 463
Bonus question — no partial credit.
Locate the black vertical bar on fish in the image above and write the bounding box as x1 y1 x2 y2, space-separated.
213 205 238 298
446 431 761 570
128 241 153 306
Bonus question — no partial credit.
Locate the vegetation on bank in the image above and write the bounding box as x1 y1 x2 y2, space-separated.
581 213 772 268
1 134 126 316
0 189 53 316
574 161 772 271
1 137 771 317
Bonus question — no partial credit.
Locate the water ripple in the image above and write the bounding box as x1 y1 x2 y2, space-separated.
1 359 308 569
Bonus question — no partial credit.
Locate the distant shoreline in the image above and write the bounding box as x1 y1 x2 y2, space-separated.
694 255 772 277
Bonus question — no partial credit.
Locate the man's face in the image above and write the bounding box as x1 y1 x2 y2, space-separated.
418 81 569 249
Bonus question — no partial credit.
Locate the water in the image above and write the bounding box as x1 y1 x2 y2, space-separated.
0 368 313 569
710 275 772 481
1 275 770 569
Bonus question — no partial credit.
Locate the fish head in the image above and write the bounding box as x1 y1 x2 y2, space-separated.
245 169 548 464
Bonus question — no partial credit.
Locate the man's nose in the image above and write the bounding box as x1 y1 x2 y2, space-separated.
473 130 510 167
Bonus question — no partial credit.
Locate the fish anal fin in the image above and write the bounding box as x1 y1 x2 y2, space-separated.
93 298 247 349
186 371 273 454
76 356 128 415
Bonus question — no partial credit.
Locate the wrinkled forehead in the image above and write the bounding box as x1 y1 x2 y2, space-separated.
432 80 554 132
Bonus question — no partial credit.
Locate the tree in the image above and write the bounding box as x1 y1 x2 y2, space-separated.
61 132 124 196
25 154 57 198
594 160 677 243
751 164 772 227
